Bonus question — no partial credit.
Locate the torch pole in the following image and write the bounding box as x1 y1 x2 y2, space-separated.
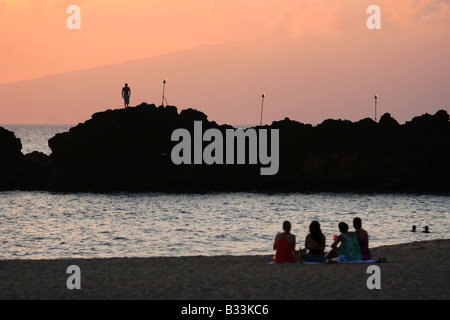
374 94 378 122
162 80 166 107
260 93 265 126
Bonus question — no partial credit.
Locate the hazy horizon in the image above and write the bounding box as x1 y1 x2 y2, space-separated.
1 0 449 125
0 102 447 127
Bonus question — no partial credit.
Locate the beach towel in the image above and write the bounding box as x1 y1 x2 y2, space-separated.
301 259 379 264
267 259 381 265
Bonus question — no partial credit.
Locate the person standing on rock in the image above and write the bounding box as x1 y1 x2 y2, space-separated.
122 83 131 107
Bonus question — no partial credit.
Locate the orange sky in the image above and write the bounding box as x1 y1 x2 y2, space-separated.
0 0 449 125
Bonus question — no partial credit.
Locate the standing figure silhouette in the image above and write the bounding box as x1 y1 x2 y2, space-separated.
122 83 131 107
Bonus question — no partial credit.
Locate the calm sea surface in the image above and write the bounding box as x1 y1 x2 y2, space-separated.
0 125 448 260
2 124 72 155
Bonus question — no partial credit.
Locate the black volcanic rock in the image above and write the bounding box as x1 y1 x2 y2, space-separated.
16 151 51 190
379 113 400 129
47 103 249 191
0 127 23 189
3 106 450 192
0 127 22 162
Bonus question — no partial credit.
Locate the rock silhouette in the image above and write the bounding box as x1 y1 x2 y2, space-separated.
0 127 23 190
1 103 449 192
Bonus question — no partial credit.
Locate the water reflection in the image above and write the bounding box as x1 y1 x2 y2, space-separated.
0 191 448 259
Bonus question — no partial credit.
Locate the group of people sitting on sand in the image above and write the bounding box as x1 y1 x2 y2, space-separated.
273 217 372 264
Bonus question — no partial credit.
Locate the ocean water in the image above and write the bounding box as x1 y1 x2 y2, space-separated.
0 125 448 260
0 191 448 260
1 124 72 155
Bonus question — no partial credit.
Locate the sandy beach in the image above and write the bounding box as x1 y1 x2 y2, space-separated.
0 239 449 300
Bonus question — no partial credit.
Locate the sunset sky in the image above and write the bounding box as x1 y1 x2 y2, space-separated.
0 0 449 125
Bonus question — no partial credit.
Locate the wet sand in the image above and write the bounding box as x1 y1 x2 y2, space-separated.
0 239 449 300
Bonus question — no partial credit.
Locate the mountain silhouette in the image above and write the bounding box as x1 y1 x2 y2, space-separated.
1 37 449 126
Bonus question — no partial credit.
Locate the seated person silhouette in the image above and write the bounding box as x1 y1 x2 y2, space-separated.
273 221 296 263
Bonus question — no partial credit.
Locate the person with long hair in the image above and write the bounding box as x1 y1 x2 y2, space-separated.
273 221 296 263
305 221 326 263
